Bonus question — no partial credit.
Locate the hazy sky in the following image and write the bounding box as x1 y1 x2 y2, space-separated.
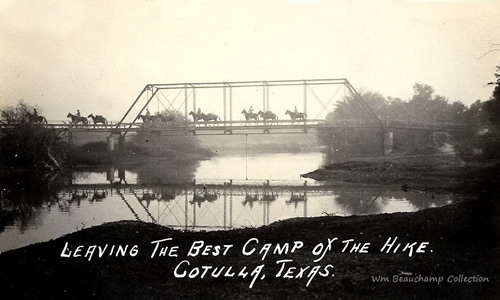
1 0 499 121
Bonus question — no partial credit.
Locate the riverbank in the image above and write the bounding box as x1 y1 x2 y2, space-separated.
0 156 498 299
301 155 496 194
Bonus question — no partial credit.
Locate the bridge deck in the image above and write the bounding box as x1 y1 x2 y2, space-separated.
0 119 465 135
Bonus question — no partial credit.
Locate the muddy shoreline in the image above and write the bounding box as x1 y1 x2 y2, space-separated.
0 156 498 299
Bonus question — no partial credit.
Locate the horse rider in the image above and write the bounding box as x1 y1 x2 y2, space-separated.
248 106 254 114
197 108 202 115
33 108 38 118
145 108 151 118
294 106 298 114
76 109 81 118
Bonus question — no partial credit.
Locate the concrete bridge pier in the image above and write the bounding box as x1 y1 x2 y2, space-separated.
107 134 125 153
107 136 115 152
383 130 393 155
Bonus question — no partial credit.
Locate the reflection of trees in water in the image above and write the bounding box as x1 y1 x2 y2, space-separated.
334 189 453 215
0 171 67 232
131 159 200 184
334 191 385 215
403 191 453 210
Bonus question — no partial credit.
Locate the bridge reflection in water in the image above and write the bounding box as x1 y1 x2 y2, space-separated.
62 181 313 230
0 167 456 252
61 175 453 231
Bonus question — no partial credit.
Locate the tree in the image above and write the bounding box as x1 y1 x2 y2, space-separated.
318 84 470 156
483 65 500 128
0 101 64 169
327 90 387 121
480 65 500 158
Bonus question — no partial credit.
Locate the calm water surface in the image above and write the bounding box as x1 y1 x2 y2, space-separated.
0 152 453 252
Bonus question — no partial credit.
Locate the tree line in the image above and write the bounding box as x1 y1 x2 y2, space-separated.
319 75 500 158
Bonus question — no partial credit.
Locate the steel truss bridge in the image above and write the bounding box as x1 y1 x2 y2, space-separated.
0 78 465 136
113 78 464 135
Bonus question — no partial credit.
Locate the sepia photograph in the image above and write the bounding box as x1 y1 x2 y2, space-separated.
0 0 499 299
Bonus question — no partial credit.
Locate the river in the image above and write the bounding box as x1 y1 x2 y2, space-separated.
0 151 453 252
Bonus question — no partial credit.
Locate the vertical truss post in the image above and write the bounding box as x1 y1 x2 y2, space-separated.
304 81 308 130
229 85 233 123
157 90 160 114
262 82 267 112
266 84 270 112
223 83 227 132
303 81 307 116
193 87 197 115
184 84 188 132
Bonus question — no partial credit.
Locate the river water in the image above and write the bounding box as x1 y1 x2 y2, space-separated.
0 151 453 252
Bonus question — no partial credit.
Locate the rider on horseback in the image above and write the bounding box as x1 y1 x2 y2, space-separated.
145 108 151 118
197 108 202 115
248 106 254 114
294 106 298 114
76 109 81 118
33 108 38 118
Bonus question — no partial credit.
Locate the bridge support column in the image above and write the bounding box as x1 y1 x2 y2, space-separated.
107 136 115 152
383 130 393 155
118 135 125 153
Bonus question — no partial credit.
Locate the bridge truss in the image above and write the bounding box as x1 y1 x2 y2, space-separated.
115 78 383 135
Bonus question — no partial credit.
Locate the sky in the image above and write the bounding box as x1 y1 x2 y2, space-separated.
1 0 499 121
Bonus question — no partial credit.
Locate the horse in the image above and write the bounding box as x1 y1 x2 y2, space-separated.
87 113 108 125
241 109 259 122
189 111 221 126
69 192 88 206
190 191 218 207
202 113 221 122
258 110 278 123
188 111 202 122
285 110 307 121
27 112 48 124
160 190 176 201
242 193 259 208
67 113 88 124
261 192 278 202
136 114 150 123
286 192 307 208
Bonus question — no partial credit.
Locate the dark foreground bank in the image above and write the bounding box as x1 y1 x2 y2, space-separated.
0 160 498 299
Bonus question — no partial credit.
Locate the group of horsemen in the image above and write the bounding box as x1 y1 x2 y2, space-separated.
27 105 306 125
139 105 306 124
66 109 108 125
